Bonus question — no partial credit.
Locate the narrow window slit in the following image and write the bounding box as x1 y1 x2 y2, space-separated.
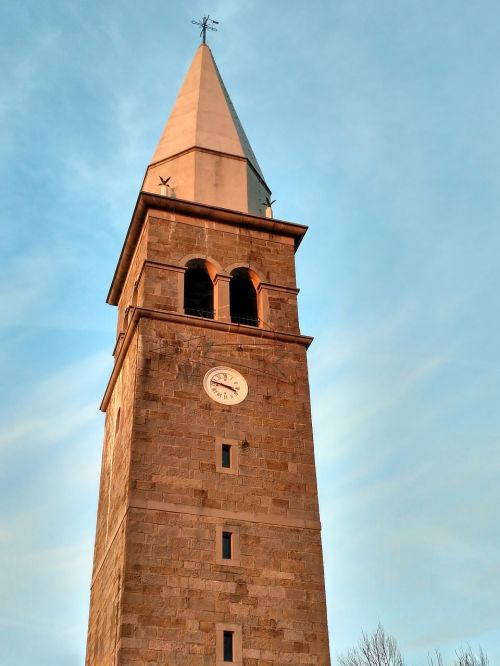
221 444 231 468
222 531 232 560
223 630 234 662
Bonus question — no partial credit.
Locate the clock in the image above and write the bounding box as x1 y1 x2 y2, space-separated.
203 366 248 405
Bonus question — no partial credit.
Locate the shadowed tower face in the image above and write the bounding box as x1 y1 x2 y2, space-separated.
85 43 331 666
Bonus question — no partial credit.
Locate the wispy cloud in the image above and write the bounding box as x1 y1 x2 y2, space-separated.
0 352 108 452
310 303 455 464
0 351 107 663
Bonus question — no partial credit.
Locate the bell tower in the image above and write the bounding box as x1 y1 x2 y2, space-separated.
86 42 331 666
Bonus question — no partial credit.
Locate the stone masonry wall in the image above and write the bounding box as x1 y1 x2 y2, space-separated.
86 518 127 665
130 319 320 521
112 317 330 664
121 509 330 665
86 330 139 665
88 207 331 665
146 213 298 289
91 328 138 567
115 213 301 338
117 223 150 337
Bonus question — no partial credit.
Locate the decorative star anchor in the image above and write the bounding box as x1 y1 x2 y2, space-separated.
191 15 219 44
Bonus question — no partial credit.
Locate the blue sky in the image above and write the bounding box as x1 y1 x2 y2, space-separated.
1 1 499 664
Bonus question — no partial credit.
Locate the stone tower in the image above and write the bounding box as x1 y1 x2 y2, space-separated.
86 43 331 665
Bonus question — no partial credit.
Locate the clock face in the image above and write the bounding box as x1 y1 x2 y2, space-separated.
203 366 248 405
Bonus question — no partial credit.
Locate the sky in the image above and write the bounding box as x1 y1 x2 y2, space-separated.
1 1 499 664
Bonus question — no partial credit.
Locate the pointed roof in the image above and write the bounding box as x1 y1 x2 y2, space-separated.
150 44 265 181
149 43 273 208
143 44 272 216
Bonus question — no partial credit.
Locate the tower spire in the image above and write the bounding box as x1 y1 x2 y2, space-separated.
142 43 271 216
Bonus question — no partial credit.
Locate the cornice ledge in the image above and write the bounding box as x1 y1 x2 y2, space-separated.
259 282 300 295
90 498 322 588
147 146 271 191
100 306 313 411
129 498 322 532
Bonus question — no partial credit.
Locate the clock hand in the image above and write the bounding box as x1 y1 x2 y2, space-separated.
211 380 237 392
211 380 237 393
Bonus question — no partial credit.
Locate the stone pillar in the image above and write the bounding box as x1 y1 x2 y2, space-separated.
215 274 231 322
177 268 186 314
256 283 270 328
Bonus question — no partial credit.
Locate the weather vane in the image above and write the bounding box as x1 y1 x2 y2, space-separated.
191 14 219 44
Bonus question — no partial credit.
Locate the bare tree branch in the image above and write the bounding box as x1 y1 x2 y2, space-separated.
454 645 489 666
337 623 489 666
428 649 445 666
339 626 489 666
337 624 405 666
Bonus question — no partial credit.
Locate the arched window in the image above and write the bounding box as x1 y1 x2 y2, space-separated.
230 268 258 326
184 260 214 319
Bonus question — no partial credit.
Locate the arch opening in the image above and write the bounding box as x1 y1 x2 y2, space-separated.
230 268 258 327
184 260 214 319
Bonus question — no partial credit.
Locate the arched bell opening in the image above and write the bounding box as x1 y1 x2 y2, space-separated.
184 259 215 319
229 267 259 327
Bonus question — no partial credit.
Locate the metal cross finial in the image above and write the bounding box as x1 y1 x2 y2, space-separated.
191 15 219 44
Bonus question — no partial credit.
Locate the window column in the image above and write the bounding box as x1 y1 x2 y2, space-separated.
214 274 231 322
